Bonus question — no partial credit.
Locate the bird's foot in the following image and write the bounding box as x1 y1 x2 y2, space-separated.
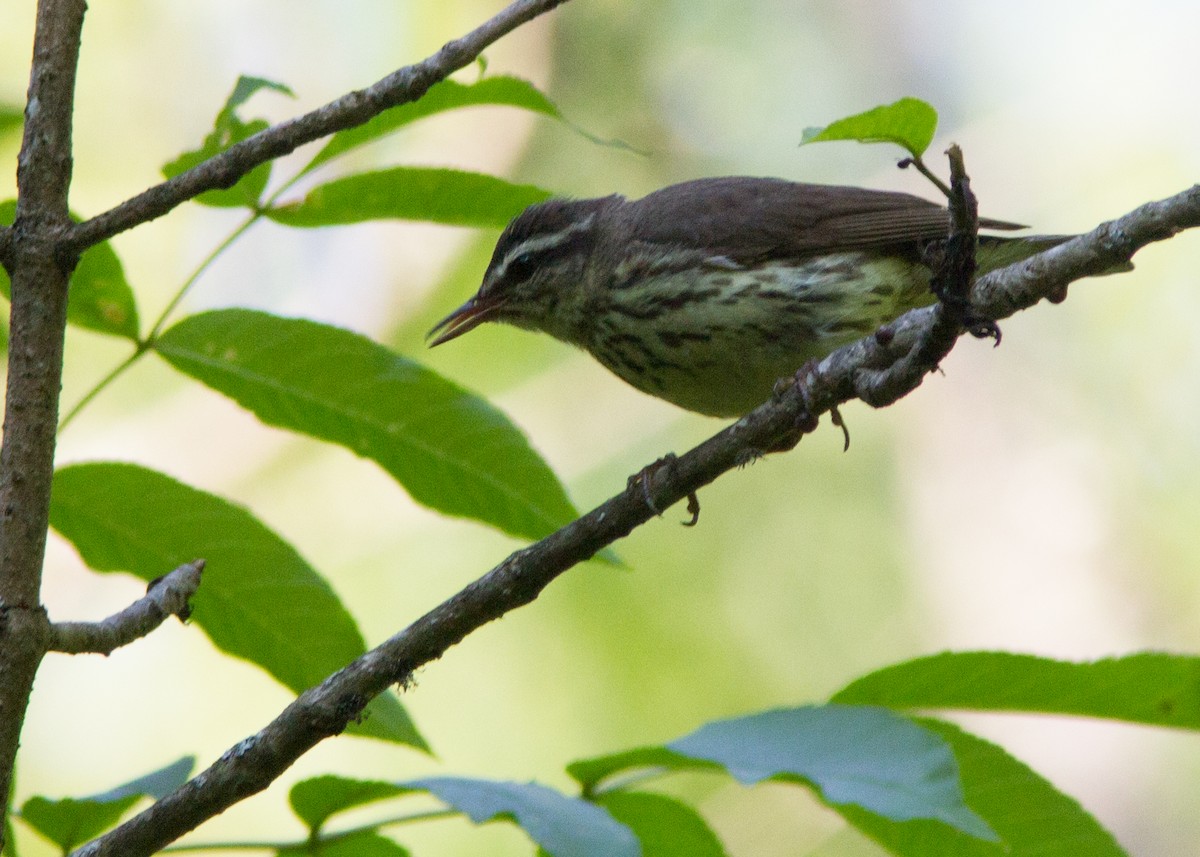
628 453 701 526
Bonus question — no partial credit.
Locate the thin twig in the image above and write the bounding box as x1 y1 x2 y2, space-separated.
63 0 568 254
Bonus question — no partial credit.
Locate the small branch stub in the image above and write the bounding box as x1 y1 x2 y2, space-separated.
49 560 205 655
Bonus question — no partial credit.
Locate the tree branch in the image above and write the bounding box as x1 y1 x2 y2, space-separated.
0 0 88 845
62 0 569 254
75 183 1199 857
48 561 204 655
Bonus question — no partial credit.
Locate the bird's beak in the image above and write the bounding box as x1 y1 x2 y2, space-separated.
427 293 503 347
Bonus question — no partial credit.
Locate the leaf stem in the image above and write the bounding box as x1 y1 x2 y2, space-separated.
158 809 459 852
57 346 146 432
898 154 953 199
58 209 261 433
145 210 262 342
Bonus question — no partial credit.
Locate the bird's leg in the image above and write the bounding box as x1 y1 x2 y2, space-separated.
628 453 702 526
764 360 833 453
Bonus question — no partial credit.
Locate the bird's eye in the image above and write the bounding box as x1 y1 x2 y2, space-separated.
505 252 537 282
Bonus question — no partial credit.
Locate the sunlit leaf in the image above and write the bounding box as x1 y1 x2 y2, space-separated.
833 650 1200 729
801 98 938 158
49 462 426 749
0 200 139 339
290 776 406 832
305 76 562 173
162 75 294 208
264 167 550 229
596 792 727 857
0 104 21 136
283 830 410 857
154 310 579 541
567 747 701 792
3 815 17 857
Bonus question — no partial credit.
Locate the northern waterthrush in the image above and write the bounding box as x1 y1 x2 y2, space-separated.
429 176 1071 417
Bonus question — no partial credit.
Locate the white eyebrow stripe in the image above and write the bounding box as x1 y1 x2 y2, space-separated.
494 212 596 280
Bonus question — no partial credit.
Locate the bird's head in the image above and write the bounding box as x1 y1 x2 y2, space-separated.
427 195 618 346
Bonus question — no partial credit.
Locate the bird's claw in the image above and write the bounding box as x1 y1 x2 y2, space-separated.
629 453 702 526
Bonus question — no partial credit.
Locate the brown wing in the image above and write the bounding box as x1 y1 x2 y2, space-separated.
624 176 1023 264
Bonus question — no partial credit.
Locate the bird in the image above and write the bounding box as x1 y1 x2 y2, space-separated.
428 176 1075 417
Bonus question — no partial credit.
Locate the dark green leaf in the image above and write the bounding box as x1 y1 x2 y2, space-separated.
290 775 406 831
162 75 294 208
88 757 194 802
264 167 550 229
305 77 562 174
409 777 640 857
800 98 938 159
154 310 578 541
354 695 424 746
833 651 1200 729
20 795 139 852
226 76 294 109
49 462 426 750
0 200 139 339
597 792 727 857
668 706 996 842
838 718 1126 857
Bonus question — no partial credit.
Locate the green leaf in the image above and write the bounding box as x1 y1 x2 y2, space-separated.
264 167 551 229
305 77 562 174
0 104 21 137
567 747 706 792
18 759 188 853
667 706 995 841
409 777 640 857
839 718 1126 857
3 816 18 857
800 98 938 159
596 792 727 857
20 795 139 852
285 830 411 857
88 757 194 802
0 200 140 340
153 310 578 542
48 462 426 750
162 75 295 208
289 776 406 832
832 650 1200 729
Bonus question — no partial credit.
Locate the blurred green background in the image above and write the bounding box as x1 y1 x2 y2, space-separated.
2 1 1199 854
